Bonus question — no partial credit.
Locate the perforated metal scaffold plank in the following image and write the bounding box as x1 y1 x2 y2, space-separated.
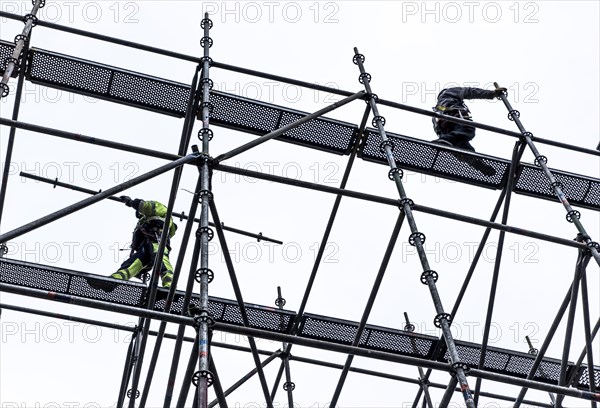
2 257 598 391
439 340 575 387
6 42 599 211
358 129 511 189
514 164 600 211
0 39 19 77
209 90 358 155
26 47 191 117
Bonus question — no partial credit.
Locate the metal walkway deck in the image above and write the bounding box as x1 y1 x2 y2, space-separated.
1 256 597 391
1 40 598 211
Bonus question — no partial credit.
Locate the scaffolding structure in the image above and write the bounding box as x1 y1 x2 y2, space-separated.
1 3 599 407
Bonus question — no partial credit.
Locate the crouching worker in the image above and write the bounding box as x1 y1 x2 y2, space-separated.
111 197 177 288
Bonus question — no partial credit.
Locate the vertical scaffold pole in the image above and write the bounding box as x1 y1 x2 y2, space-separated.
275 287 295 407
494 83 600 267
196 13 215 408
352 48 475 408
0 10 38 245
0 0 43 94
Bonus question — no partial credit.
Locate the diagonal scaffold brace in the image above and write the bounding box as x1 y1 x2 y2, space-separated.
352 47 476 408
494 82 600 267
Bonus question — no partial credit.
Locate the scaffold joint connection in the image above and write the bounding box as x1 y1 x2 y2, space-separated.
566 210 581 223
196 226 214 241
434 312 453 328
352 53 365 65
126 389 140 399
23 14 38 26
408 232 426 246
198 128 214 142
358 72 371 84
192 370 215 387
201 17 213 29
372 115 386 127
508 109 520 121
420 270 439 284
200 36 213 48
379 140 395 154
534 155 548 167
195 268 214 284
451 361 470 373
388 167 403 181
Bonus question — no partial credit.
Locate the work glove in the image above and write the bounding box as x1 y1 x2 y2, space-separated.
120 196 133 206
494 87 507 98
121 196 142 209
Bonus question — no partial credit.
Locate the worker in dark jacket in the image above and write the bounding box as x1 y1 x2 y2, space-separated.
431 86 506 150
110 197 177 288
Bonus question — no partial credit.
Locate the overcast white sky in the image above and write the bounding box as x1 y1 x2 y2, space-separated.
1 1 599 407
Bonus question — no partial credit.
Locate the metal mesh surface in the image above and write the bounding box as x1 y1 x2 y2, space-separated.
300 314 434 358
109 71 189 115
364 328 434 357
0 39 19 77
514 164 600 211
577 366 600 389
153 290 295 333
28 50 112 94
359 130 509 189
442 341 565 384
0 258 70 292
210 91 357 155
27 48 189 117
3 257 597 389
277 111 357 154
210 91 282 133
0 258 145 306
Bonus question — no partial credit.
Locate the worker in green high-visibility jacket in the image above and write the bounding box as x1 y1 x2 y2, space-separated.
111 197 177 288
